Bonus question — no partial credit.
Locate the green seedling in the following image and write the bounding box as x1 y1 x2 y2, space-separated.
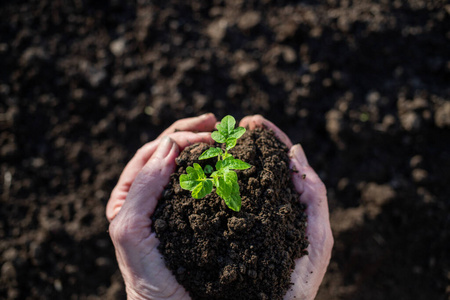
179 115 251 212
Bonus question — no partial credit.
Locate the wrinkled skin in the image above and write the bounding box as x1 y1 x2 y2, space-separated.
106 113 333 300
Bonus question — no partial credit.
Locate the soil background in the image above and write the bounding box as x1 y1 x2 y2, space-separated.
0 0 449 299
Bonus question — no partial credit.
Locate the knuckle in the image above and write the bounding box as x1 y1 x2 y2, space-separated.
240 116 252 123
172 119 183 128
253 115 265 124
134 146 148 158
167 131 184 140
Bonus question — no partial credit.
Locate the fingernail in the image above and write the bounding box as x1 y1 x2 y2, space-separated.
156 136 174 157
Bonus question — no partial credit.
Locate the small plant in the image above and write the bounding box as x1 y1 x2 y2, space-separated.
179 115 251 212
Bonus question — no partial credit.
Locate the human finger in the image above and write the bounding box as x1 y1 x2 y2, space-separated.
289 144 330 226
118 136 179 219
239 115 293 148
106 131 213 221
158 113 217 138
284 144 333 300
289 143 332 253
108 137 179 269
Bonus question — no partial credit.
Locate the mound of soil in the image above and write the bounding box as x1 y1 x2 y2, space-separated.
152 128 308 300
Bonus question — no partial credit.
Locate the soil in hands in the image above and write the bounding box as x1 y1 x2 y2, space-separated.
152 128 309 300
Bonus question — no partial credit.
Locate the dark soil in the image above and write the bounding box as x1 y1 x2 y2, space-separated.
1 0 449 299
152 128 308 300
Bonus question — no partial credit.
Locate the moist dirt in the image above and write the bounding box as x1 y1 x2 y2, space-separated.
152 128 308 300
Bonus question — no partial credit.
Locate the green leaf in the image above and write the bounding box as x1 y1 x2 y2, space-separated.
227 182 242 212
216 177 232 201
217 115 236 137
179 163 213 200
193 163 206 177
210 169 222 178
212 175 220 188
192 179 213 199
215 160 223 171
229 126 246 139
211 131 226 143
223 170 238 184
180 164 205 191
212 116 243 151
180 173 197 190
216 177 241 212
224 193 241 211
204 165 213 174
220 157 252 170
199 147 222 160
222 153 233 159
225 138 237 151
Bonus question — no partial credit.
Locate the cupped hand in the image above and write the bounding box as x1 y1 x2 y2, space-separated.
240 115 334 300
106 113 217 300
107 113 333 300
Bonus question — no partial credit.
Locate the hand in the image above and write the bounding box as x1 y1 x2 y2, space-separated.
106 113 217 300
239 115 334 300
107 113 333 300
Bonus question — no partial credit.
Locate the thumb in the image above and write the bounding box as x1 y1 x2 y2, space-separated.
118 137 179 221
